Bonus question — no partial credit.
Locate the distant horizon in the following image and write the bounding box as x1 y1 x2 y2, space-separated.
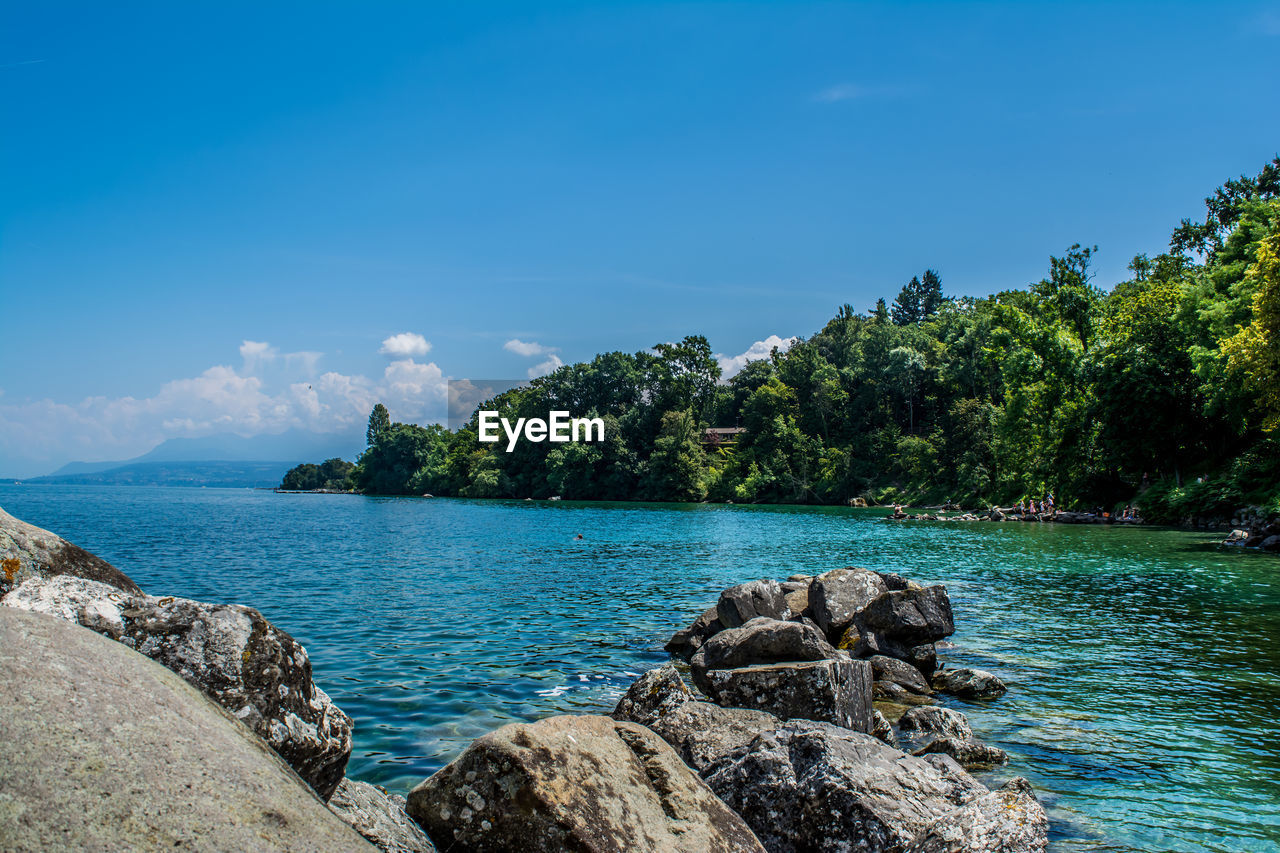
3 2 1278 477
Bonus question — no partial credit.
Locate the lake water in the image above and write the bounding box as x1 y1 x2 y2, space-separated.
2 484 1277 852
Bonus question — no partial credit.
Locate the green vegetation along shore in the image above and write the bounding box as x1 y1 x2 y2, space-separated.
284 160 1280 524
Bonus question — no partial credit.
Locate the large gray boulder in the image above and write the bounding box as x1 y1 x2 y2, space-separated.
3 574 352 799
717 579 790 628
858 585 955 647
690 617 836 694
899 706 972 741
0 607 372 852
905 777 1048 853
808 568 887 641
913 737 1008 769
931 667 1008 699
701 720 1018 853
612 666 780 772
329 779 437 853
406 714 766 853
0 506 141 597
612 663 695 722
700 659 873 733
868 654 932 695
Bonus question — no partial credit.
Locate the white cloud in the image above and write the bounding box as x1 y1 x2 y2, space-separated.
379 332 432 359
716 335 798 379
528 353 564 379
239 340 278 372
504 338 554 357
0 338 450 476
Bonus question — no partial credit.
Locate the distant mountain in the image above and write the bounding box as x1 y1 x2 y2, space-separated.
25 460 296 488
44 429 365 479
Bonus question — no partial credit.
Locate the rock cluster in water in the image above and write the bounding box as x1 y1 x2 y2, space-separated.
1222 507 1280 551
645 568 1042 851
1 507 1046 852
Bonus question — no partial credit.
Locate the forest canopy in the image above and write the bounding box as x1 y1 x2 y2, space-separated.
288 160 1280 522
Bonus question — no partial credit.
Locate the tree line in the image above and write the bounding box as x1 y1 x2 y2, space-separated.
283 159 1280 522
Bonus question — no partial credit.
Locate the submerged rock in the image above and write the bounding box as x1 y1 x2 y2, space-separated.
931 667 1008 699
329 779 436 853
700 658 873 733
717 579 791 628
0 506 141 597
3 574 352 799
0 607 372 852
406 714 766 853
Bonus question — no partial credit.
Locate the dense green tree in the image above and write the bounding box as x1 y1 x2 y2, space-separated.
285 161 1279 516
920 269 945 318
281 463 320 490
892 270 945 326
1223 202 1280 431
892 276 925 326
641 410 706 501
355 422 449 495
366 403 391 447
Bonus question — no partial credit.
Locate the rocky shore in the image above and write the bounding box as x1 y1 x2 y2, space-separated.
1 506 1046 852
1221 507 1280 552
889 505 1144 525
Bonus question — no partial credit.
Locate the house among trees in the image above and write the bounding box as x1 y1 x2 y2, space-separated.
702 427 746 449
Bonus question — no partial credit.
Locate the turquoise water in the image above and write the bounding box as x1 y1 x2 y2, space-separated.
2 485 1277 852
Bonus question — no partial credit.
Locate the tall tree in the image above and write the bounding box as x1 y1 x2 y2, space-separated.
891 276 923 326
920 269 945 318
366 403 391 447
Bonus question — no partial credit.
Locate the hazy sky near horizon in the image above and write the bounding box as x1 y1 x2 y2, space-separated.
2 2 1279 476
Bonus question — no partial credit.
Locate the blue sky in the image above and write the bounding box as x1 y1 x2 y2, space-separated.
2 2 1278 476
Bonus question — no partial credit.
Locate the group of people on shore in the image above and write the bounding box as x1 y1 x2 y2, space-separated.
1015 493 1055 516
889 494 1142 523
